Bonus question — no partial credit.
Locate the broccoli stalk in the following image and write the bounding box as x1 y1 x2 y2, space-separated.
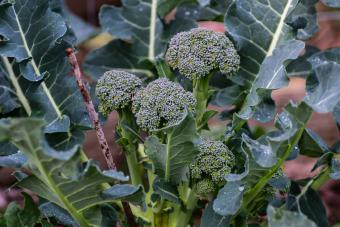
165 28 240 127
96 70 143 186
193 73 213 127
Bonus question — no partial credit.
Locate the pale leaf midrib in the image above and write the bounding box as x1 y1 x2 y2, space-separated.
148 0 157 61
13 4 63 118
266 0 293 57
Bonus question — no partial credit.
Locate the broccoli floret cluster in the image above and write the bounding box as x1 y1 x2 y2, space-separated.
96 70 142 115
132 78 196 131
165 28 240 80
190 139 235 196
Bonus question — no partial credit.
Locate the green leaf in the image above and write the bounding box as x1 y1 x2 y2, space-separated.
267 205 317 227
286 45 320 78
331 154 340 179
4 193 41 227
84 0 196 80
299 128 330 157
39 202 78 227
0 151 26 168
305 62 340 113
145 113 200 183
287 182 328 227
0 0 91 147
152 177 180 203
0 0 67 81
0 62 19 114
0 118 144 226
225 0 310 120
226 103 313 214
320 0 340 8
213 181 245 216
305 48 340 113
211 85 243 107
287 0 318 40
200 202 231 227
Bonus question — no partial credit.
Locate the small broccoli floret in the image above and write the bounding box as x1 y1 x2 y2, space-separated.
96 70 142 115
132 78 196 131
165 28 240 80
190 139 235 197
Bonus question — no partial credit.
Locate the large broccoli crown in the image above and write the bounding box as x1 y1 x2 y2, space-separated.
165 28 240 80
190 139 235 196
132 78 196 131
96 70 142 115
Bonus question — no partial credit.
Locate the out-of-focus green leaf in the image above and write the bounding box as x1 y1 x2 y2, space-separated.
305 48 340 113
287 182 328 227
320 0 340 8
84 0 196 80
286 46 320 78
287 0 318 40
200 202 231 227
267 205 317 227
145 113 200 183
0 151 26 168
299 128 330 157
213 181 244 215
4 193 41 227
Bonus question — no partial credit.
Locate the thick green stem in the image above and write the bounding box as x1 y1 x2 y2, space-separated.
165 132 173 182
126 150 142 185
312 167 330 190
173 188 198 227
117 109 143 186
193 74 212 127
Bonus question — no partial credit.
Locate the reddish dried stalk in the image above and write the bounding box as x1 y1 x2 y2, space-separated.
66 48 137 227
66 48 116 170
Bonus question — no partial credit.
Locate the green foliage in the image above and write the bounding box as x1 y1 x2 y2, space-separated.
0 0 339 226
3 193 41 227
96 70 142 115
165 28 240 80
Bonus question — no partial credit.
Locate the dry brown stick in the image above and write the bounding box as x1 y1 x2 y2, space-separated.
66 48 116 170
66 48 137 227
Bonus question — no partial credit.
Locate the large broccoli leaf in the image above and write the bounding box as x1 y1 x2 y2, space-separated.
83 0 197 80
144 113 200 183
0 0 91 148
224 0 317 122
0 118 144 227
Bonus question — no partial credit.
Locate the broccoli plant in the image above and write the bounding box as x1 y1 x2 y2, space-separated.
0 0 340 227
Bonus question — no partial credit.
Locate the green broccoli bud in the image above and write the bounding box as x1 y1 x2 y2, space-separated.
165 28 240 80
190 139 235 196
132 78 196 131
196 179 215 196
95 70 142 115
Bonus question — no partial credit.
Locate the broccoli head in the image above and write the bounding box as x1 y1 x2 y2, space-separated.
96 70 142 115
132 78 196 131
190 139 235 196
165 28 240 80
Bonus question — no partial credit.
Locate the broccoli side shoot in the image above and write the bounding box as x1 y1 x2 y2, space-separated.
165 28 240 80
132 78 196 131
95 70 142 115
190 139 235 197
